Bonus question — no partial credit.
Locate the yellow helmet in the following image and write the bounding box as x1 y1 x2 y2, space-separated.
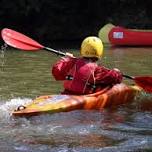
80 36 103 58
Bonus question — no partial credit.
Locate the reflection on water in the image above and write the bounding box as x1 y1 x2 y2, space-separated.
0 46 152 152
104 46 152 76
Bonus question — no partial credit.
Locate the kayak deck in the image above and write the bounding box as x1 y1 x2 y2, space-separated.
12 84 140 117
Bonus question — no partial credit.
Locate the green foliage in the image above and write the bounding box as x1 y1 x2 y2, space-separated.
0 0 151 46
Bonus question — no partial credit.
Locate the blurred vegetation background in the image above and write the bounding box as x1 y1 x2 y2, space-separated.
0 0 151 48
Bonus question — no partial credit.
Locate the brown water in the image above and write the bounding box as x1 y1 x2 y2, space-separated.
0 46 152 152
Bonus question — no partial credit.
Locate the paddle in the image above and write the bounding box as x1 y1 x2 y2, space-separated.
123 75 152 93
1 28 66 56
1 28 152 93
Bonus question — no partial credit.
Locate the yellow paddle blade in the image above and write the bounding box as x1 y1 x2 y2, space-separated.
98 23 115 44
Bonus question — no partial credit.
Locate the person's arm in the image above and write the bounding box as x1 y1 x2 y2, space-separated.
52 55 76 80
89 66 123 85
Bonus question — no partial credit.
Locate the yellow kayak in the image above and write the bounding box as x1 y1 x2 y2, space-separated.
12 83 141 117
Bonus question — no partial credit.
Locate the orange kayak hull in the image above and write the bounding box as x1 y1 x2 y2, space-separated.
12 84 140 117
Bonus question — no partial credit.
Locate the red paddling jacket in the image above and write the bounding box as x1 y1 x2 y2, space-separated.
52 57 122 95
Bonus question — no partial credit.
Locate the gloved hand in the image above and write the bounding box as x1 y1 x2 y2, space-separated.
65 52 74 57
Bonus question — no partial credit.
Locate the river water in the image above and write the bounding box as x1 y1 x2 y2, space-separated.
0 45 152 152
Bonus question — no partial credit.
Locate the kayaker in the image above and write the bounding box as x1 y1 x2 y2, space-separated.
52 36 123 95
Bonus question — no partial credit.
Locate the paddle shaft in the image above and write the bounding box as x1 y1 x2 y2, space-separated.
122 74 134 80
44 48 136 82
44 47 66 56
43 48 137 81
44 47 136 80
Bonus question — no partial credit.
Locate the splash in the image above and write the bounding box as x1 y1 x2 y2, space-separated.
0 98 31 120
0 43 7 72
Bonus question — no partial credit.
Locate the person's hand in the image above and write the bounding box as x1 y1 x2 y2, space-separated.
113 68 120 72
65 52 74 57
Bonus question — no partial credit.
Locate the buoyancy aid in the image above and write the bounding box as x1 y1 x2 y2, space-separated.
63 58 98 94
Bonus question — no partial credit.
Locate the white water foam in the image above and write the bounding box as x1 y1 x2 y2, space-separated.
0 98 32 120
